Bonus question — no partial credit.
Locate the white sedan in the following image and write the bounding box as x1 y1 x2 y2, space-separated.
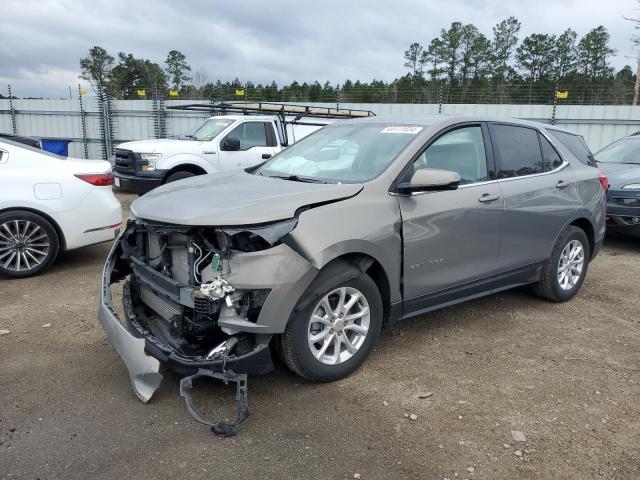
0 139 122 278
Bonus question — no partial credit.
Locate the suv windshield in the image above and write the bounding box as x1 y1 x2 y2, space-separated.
595 138 640 165
187 119 235 141
257 123 424 183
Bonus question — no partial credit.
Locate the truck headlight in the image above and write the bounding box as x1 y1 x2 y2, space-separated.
140 153 162 170
622 183 640 190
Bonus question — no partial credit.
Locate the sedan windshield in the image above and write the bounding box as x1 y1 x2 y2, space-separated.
256 123 424 183
187 119 235 141
595 138 640 164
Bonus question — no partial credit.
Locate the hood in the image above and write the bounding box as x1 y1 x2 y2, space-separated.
597 162 640 189
117 139 209 156
131 171 363 226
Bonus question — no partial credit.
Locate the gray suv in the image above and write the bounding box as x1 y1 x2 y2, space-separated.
99 115 606 402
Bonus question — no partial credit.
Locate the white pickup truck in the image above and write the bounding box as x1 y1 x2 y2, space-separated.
112 102 374 194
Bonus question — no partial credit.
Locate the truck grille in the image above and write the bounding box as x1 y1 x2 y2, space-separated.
114 149 136 173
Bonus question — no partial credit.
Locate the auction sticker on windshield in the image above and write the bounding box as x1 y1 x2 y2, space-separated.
380 126 423 134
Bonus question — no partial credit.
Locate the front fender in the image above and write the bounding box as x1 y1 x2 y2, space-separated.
156 154 215 173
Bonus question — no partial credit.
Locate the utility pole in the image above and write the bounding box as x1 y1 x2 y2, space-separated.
634 57 640 106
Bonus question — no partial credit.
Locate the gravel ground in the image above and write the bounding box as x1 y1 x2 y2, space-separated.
1 193 639 480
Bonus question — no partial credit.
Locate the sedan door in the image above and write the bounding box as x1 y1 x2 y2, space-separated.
217 121 277 170
397 124 504 313
488 123 579 270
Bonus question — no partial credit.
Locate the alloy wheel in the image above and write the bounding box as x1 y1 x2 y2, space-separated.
557 239 585 291
307 286 371 365
0 220 51 273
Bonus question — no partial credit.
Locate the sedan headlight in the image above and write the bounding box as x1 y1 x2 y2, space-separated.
622 183 640 190
139 153 162 170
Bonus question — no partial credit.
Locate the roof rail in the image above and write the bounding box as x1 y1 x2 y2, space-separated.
167 101 375 147
166 101 376 119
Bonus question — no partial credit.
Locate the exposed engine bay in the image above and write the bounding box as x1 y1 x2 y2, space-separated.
114 217 301 372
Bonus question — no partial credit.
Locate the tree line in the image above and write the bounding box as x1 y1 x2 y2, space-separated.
78 17 635 105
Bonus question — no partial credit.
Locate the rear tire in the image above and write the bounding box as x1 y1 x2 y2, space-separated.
279 263 383 382
165 170 197 183
0 210 59 278
534 225 589 302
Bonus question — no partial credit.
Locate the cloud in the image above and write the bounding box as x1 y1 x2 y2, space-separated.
0 0 637 98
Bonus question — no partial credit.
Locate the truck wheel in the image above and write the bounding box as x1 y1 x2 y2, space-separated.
165 170 197 183
0 210 60 278
279 262 383 382
533 225 590 302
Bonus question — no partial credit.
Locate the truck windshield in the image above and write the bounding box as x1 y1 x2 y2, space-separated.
256 123 423 184
188 119 235 141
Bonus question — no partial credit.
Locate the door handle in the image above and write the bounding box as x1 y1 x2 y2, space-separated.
478 193 500 203
556 180 570 189
262 153 272 159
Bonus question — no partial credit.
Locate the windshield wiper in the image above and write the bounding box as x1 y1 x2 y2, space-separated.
268 174 330 184
183 134 197 140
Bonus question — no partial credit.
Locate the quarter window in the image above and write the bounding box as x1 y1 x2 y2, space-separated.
548 130 596 166
490 124 543 178
224 122 270 150
412 126 488 185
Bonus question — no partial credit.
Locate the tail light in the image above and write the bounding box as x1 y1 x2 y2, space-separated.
74 173 113 186
598 173 609 191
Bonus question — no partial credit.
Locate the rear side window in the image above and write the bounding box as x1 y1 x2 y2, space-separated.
548 130 596 166
538 134 563 171
490 124 543 178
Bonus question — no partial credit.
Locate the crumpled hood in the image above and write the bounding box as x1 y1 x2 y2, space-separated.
597 162 640 189
131 171 363 226
118 139 207 156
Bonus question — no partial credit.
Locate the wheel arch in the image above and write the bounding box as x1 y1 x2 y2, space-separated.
163 163 208 183
0 206 66 250
319 252 393 330
569 217 595 259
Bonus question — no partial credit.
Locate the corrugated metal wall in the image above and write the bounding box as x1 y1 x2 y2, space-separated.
1 99 639 159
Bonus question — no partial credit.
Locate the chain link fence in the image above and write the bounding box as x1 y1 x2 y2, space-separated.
2 82 640 161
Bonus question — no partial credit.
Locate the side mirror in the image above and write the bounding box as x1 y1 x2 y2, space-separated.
396 168 461 194
222 136 241 151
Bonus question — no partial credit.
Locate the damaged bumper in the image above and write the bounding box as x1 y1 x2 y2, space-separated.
98 219 319 403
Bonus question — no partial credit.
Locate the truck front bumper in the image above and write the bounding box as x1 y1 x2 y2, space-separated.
113 170 167 195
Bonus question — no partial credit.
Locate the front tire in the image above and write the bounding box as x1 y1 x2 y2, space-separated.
165 170 197 183
0 210 60 278
534 225 590 302
280 265 383 382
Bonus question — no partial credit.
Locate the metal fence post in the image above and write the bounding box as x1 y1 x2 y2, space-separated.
97 84 114 161
551 88 558 125
152 84 166 139
438 83 444 115
8 85 17 134
78 85 88 159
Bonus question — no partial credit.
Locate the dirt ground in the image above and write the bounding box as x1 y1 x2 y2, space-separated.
1 193 639 480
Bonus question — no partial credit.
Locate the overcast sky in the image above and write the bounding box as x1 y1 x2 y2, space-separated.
1 0 638 98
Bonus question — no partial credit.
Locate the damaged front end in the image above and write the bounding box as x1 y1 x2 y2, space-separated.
99 214 316 406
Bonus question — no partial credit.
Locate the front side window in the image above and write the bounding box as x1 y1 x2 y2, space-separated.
257 123 423 183
595 138 640 165
411 126 488 185
490 124 543 178
225 122 269 150
189 119 235 141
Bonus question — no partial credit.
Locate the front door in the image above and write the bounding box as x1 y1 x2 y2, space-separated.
217 121 277 170
397 124 504 308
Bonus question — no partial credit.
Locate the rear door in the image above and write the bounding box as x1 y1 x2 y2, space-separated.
398 123 504 305
488 123 579 270
217 121 277 169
